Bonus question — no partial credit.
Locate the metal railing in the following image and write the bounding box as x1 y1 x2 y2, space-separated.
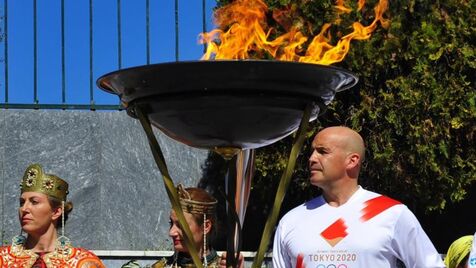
0 0 214 110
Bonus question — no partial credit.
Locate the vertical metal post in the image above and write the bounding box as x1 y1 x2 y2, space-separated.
146 0 150 65
33 0 38 104
226 158 239 268
202 0 206 53
117 0 122 69
89 0 94 105
0 0 7 244
61 0 66 105
3 0 8 104
174 0 179 61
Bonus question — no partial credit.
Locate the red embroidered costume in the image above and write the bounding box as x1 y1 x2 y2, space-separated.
0 242 104 268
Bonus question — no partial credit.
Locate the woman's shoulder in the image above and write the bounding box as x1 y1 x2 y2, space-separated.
0 245 11 262
0 245 11 252
1 243 35 258
121 257 169 268
151 257 169 268
69 247 100 257
150 253 220 268
0 245 36 267
67 247 105 267
207 253 221 268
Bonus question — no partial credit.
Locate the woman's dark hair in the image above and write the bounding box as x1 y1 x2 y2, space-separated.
48 197 73 228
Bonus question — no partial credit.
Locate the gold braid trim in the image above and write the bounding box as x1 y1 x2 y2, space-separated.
20 163 69 201
177 184 217 215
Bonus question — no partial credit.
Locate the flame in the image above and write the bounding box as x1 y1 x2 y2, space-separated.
335 0 366 13
200 0 389 65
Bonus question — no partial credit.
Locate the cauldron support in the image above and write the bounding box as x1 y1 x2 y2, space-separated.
96 60 358 268
224 149 254 267
251 103 312 268
134 101 312 268
135 105 204 268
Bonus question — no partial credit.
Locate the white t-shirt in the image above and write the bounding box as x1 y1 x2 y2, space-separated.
468 232 476 268
272 187 445 268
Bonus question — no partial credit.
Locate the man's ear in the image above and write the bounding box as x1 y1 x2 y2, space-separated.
347 153 360 169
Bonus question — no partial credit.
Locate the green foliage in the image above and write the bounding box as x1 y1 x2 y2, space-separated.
340 0 476 211
212 0 476 214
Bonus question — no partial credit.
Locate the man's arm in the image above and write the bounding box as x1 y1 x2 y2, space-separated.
391 208 445 268
272 223 292 268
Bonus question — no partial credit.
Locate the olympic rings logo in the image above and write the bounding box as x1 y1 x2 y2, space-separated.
315 265 348 268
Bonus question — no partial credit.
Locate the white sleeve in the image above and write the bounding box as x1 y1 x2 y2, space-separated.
272 222 292 268
468 232 476 268
391 208 445 268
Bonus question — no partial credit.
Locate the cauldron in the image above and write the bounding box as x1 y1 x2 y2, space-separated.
97 60 357 155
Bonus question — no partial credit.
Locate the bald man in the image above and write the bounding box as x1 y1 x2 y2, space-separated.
272 126 445 268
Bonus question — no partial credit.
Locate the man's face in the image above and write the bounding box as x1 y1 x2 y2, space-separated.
308 130 349 187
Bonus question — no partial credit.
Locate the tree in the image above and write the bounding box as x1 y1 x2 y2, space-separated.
206 0 476 251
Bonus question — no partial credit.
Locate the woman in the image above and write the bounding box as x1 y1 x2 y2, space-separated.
123 184 221 268
445 235 474 268
152 184 219 268
0 163 105 268
122 184 244 268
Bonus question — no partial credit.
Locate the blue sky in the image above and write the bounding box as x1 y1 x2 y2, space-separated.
0 0 217 105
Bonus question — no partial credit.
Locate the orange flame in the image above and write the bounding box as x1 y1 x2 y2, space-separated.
200 0 389 65
335 0 366 13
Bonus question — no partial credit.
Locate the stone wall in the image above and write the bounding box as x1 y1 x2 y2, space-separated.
0 109 208 251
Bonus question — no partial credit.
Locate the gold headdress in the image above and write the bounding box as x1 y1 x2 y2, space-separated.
177 184 217 215
176 184 217 268
20 164 69 201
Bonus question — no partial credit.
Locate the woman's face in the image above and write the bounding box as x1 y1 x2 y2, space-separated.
18 192 60 236
169 210 204 254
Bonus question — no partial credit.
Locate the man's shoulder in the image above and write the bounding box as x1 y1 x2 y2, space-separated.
360 188 404 206
279 195 325 223
360 188 409 215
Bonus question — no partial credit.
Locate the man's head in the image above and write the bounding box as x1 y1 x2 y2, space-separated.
308 126 365 188
445 235 473 268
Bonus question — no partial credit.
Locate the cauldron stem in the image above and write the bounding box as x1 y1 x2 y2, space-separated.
223 149 254 267
252 103 313 268
214 147 242 160
135 105 204 268
225 157 240 268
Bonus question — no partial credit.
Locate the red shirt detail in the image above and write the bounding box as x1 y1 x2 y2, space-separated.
360 195 401 222
296 253 305 268
320 218 348 240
